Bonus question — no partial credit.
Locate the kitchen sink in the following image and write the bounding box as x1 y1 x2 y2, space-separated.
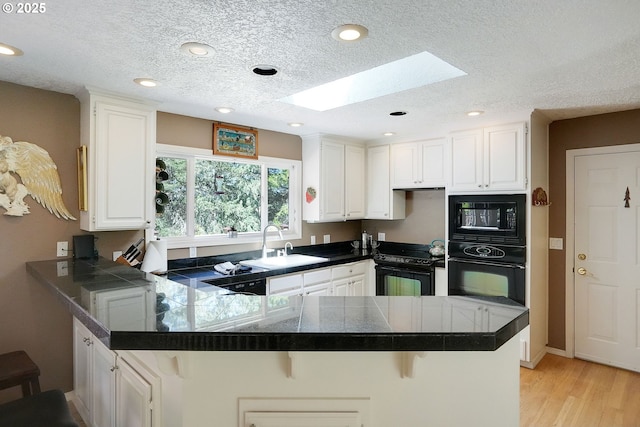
239 254 329 270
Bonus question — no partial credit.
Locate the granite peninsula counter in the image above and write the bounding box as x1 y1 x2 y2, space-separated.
27 256 528 427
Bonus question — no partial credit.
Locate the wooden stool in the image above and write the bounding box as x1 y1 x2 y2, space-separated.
0 351 41 397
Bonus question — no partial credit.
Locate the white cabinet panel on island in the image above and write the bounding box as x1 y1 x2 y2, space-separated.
78 88 156 231
73 318 154 427
450 122 527 192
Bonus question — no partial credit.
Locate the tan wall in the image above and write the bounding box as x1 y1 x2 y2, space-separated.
363 189 445 245
0 81 80 402
547 108 640 350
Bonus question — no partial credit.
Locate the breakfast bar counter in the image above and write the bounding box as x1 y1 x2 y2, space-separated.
27 256 528 427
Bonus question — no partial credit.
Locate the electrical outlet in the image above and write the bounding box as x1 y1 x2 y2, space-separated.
378 232 386 241
310 235 316 245
112 251 123 261
189 247 197 258
323 234 330 244
56 241 68 257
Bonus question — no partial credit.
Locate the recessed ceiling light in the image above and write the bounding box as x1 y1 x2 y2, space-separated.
383 132 395 136
467 110 484 116
0 42 23 56
252 65 278 76
180 42 213 57
133 78 158 87
215 107 234 114
331 24 369 42
288 122 303 127
389 111 407 116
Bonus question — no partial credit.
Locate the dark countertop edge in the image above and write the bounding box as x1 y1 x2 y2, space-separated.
108 312 528 352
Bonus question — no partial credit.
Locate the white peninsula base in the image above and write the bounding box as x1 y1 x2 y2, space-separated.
130 335 520 427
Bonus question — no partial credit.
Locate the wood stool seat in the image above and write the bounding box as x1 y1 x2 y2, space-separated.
0 351 41 397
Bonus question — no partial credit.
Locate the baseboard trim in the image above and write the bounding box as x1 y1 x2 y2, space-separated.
64 390 76 402
545 346 569 358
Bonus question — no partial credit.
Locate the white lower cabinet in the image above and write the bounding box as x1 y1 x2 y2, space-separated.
332 262 366 297
73 318 154 427
266 261 371 297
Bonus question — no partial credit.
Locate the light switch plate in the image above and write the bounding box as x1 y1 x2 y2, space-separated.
378 232 386 241
189 247 197 258
323 234 330 244
549 237 563 250
310 235 316 245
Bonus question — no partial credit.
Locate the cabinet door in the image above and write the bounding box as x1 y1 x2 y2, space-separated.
116 359 152 427
484 122 526 190
391 143 419 188
92 339 117 427
91 100 155 230
344 144 365 219
450 129 483 191
320 141 345 221
420 138 448 187
332 278 350 297
367 145 405 220
349 275 365 296
304 282 332 296
73 319 92 422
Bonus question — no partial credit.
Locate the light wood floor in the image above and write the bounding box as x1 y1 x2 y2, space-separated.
521 354 640 427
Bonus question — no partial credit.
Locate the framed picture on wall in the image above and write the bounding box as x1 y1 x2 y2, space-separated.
212 123 258 159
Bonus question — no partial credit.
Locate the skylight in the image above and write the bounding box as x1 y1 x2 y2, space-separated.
280 51 466 111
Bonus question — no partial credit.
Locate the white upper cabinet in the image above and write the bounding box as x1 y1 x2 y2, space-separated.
366 145 405 220
391 138 448 189
302 135 365 222
450 122 526 192
79 89 156 231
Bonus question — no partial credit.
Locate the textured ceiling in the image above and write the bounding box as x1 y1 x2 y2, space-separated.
2 0 640 142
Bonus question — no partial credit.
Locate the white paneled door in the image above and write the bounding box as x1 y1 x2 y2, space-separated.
574 151 640 372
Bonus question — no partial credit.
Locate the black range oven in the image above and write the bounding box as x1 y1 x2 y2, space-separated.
448 194 526 306
374 243 435 296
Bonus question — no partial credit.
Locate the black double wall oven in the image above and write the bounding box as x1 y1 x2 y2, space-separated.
447 194 526 306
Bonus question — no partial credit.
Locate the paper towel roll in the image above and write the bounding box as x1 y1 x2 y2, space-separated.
141 239 168 274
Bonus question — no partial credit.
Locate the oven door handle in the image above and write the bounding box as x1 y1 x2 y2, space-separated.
448 257 525 269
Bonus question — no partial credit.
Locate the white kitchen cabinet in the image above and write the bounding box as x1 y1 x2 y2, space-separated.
73 318 154 427
116 358 153 427
366 145 405 220
78 88 156 231
303 268 332 296
450 122 526 192
268 273 304 296
332 261 367 297
391 138 448 189
302 135 365 222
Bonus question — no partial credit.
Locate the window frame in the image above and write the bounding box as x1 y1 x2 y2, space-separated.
156 144 301 249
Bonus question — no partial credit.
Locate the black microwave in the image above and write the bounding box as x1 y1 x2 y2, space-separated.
449 194 526 245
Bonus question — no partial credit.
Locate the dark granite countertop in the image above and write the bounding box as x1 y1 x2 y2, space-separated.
26 250 526 352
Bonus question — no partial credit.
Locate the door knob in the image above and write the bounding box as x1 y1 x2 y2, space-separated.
577 267 587 275
578 253 586 260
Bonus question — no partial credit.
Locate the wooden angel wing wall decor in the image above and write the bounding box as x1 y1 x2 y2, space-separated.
0 134 76 220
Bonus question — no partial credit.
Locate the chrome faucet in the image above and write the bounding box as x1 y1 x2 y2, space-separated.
262 224 283 258
284 241 293 256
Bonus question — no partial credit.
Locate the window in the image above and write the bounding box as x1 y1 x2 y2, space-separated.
155 144 301 248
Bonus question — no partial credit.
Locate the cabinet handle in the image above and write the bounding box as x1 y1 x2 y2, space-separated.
110 365 119 372
484 184 489 188
477 184 482 188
